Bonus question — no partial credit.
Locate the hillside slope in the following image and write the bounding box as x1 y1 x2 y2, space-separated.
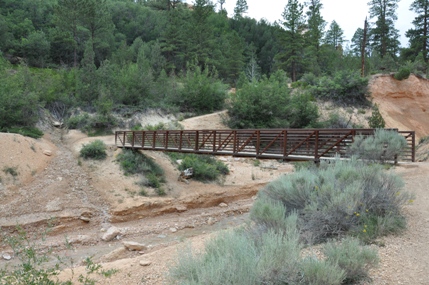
370 74 429 140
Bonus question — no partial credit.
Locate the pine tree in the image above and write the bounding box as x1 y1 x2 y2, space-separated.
79 0 114 64
54 0 81 67
276 0 306 81
305 0 325 50
406 0 429 62
78 40 98 104
324 20 344 48
368 0 400 58
234 0 248 19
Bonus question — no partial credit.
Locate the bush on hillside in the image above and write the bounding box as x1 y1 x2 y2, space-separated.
168 153 229 182
171 64 227 115
394 67 411 80
227 70 319 129
3 126 44 139
116 149 166 195
301 70 369 105
80 140 107 160
368 104 385 128
254 158 410 243
349 129 407 163
0 60 40 130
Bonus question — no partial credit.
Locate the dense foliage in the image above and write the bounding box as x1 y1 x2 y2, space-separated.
0 0 427 132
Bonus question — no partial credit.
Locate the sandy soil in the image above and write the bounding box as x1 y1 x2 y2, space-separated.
1 74 429 284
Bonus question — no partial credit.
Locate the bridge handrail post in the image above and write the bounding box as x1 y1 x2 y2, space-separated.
256 130 260 156
195 131 199 151
315 130 319 161
283 130 287 159
152 131 156 148
132 131 135 149
411 131 416 162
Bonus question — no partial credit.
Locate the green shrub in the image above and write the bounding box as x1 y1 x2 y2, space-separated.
169 212 377 285
368 104 385 128
171 64 227 115
299 258 345 285
4 127 44 139
394 67 411 80
228 70 291 129
79 140 107 160
289 92 319 128
257 159 410 243
324 237 379 283
67 113 117 135
349 129 407 163
116 149 165 194
67 113 91 129
250 197 290 231
169 153 229 182
321 112 351 128
3 166 18 177
304 70 369 105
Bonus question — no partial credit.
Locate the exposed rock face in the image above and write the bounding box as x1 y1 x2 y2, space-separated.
370 74 429 140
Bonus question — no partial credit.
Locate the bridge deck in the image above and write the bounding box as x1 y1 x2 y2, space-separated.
115 128 415 162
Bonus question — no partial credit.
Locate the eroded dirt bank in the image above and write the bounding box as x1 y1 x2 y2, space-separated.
370 74 429 140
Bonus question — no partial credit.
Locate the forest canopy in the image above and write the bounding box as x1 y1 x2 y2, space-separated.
0 0 428 133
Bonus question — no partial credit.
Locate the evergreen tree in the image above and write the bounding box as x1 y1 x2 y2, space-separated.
276 0 306 81
234 0 248 19
406 0 429 62
324 20 344 48
78 40 98 104
305 0 325 50
186 0 216 67
54 0 81 67
79 0 114 64
368 0 400 58
217 0 226 12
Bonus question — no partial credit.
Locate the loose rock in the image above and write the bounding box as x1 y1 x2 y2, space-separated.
102 226 121 241
219 202 228 207
139 260 152 266
123 241 147 251
2 253 11 261
175 205 187 212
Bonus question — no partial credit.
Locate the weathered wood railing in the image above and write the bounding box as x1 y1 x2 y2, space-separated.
115 128 415 162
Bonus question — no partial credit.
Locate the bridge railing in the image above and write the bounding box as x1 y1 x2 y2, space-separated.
115 128 415 162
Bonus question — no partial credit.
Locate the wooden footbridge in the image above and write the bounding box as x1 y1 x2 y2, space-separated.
115 128 415 162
